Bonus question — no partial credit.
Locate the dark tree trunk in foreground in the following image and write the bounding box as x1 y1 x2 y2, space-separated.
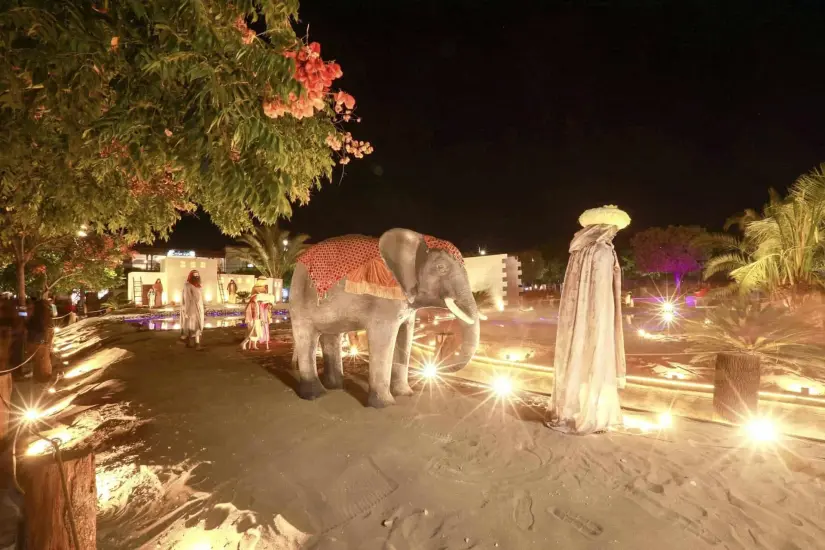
713 352 761 424
0 327 11 440
15 257 26 308
33 300 54 383
20 448 96 550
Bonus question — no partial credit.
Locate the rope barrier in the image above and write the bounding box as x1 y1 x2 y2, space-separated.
0 347 39 375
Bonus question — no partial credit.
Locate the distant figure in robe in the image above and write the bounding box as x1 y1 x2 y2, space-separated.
241 278 274 350
153 279 164 308
227 279 238 304
546 206 630 435
180 270 205 350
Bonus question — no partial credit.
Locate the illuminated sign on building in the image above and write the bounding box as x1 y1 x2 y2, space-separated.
167 250 196 258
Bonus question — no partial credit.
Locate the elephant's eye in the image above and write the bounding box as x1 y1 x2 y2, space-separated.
434 263 448 275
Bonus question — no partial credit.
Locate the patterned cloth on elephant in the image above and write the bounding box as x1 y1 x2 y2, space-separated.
297 234 463 300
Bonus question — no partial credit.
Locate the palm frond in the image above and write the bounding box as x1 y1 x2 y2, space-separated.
236 224 310 279
686 302 825 377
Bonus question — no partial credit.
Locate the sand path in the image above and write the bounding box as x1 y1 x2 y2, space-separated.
76 327 825 549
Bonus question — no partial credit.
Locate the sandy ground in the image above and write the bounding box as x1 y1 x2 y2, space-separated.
7 319 825 549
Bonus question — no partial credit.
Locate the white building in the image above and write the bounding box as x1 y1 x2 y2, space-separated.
127 248 282 307
464 253 522 310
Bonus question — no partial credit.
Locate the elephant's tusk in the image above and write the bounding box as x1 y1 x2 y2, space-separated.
445 297 474 325
477 312 488 321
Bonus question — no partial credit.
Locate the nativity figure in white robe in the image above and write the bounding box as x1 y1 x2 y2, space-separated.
547 206 630 435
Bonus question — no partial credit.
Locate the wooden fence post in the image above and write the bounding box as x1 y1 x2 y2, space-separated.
19 446 97 549
713 352 760 424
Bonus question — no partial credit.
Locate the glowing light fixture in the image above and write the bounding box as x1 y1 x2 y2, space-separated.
349 346 359 357
23 409 41 422
491 375 513 397
637 328 646 337
662 311 675 324
422 363 438 378
47 387 56 394
657 411 673 428
282 239 289 246
76 230 88 238
65 364 95 379
745 418 778 442
479 248 487 256
661 301 674 313
26 431 72 456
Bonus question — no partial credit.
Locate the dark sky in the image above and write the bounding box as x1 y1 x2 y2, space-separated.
168 1 825 255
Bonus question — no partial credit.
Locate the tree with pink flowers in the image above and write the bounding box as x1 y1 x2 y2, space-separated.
630 225 707 289
1 0 371 303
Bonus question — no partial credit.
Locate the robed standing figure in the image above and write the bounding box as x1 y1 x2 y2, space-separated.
547 206 630 435
180 270 205 350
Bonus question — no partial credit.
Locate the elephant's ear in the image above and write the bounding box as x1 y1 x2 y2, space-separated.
379 228 428 302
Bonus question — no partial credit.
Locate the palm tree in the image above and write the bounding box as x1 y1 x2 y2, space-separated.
235 225 310 280
685 300 825 422
686 302 825 377
702 166 825 305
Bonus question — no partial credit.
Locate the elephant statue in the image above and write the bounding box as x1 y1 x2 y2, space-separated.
290 228 482 408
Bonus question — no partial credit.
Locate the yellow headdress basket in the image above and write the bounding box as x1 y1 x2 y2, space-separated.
578 205 631 230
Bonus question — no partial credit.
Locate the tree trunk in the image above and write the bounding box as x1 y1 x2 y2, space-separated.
33 300 54 383
15 257 26 308
19 447 97 550
0 327 11 440
13 237 29 368
713 352 761 424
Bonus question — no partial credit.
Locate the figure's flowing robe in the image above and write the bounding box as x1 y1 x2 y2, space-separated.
181 282 205 335
244 296 261 343
548 224 626 434
243 294 276 346
153 282 164 308
259 303 271 345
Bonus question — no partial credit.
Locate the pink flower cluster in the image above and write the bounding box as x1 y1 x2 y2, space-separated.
262 42 343 120
331 132 373 165
234 16 256 45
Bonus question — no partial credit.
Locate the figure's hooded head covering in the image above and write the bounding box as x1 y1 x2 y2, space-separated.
187 270 201 288
252 277 268 295
570 205 630 252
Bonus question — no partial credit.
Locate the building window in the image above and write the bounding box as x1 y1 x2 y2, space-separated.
180 261 186 268
190 261 196 268
200 261 206 268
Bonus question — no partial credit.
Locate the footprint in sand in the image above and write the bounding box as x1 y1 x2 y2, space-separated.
549 507 603 538
513 491 534 531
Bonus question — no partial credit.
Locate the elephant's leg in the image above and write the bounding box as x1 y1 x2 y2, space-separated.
366 323 400 408
293 324 325 400
320 333 344 390
391 315 415 397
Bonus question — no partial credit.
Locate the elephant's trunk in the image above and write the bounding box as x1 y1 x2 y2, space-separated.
439 292 480 373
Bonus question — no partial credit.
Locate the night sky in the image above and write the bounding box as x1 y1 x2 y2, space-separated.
168 1 825 255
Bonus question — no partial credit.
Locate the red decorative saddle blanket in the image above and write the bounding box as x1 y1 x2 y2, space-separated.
297 234 463 300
